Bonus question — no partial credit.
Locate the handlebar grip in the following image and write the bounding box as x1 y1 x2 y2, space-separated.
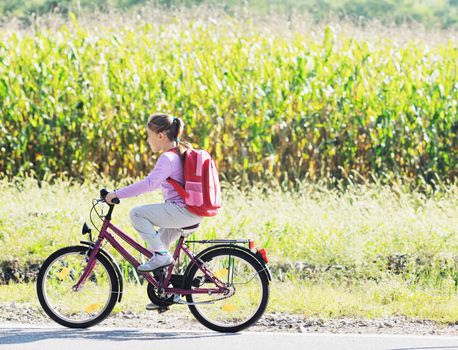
100 188 120 205
100 188 109 199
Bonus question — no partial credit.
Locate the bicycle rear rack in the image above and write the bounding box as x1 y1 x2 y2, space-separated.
185 239 251 244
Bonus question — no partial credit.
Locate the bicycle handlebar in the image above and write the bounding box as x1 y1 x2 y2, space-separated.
100 188 120 205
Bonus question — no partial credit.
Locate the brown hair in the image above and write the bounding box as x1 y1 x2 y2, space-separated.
147 113 193 156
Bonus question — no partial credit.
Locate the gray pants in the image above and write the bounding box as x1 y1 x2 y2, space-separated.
129 202 202 252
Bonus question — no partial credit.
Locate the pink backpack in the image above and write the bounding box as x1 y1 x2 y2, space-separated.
167 149 222 217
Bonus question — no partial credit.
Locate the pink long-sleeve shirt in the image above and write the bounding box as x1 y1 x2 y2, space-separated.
115 151 185 207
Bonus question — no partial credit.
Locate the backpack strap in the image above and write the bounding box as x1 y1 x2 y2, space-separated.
165 148 188 199
167 177 189 199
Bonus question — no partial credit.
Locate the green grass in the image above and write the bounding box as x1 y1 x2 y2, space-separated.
2 279 458 323
0 176 457 321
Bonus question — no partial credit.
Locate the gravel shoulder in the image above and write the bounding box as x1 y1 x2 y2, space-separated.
0 302 457 335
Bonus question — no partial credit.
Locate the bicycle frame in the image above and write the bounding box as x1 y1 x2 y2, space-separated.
73 213 229 297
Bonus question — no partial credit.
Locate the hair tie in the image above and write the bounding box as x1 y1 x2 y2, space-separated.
173 118 180 141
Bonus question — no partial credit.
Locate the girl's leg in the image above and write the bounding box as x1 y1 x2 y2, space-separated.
158 203 202 248
129 202 201 271
159 228 182 250
129 205 167 252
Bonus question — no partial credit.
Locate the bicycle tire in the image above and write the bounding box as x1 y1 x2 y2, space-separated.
37 245 119 328
183 247 269 333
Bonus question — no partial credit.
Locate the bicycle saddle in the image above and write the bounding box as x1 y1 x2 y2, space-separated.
181 223 200 236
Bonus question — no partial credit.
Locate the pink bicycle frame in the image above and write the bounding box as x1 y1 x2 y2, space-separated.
73 218 229 296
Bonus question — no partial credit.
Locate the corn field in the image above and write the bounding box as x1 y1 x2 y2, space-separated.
0 17 456 184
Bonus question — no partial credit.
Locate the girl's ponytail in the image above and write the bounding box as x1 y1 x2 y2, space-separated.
173 117 193 158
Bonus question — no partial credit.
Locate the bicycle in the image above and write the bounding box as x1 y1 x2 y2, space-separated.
36 189 271 333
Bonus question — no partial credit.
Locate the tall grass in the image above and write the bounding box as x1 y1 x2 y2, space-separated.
1 176 457 320
1 176 456 285
0 14 456 184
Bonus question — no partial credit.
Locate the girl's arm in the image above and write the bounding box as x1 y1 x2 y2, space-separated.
107 155 172 202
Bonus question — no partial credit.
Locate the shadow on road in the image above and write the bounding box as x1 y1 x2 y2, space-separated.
0 327 235 345
387 347 458 350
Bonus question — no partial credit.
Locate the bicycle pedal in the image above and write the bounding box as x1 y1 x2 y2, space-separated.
157 306 169 314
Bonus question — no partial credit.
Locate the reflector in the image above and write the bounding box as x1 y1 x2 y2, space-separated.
85 304 99 313
257 248 269 263
57 268 70 280
221 304 237 312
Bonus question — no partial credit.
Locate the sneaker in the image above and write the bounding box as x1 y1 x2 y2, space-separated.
146 302 160 311
137 252 174 272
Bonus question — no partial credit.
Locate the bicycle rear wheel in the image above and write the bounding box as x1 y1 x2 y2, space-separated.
37 245 119 328
183 247 269 332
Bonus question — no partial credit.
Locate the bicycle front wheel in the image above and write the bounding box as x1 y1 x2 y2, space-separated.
37 245 119 328
183 247 270 332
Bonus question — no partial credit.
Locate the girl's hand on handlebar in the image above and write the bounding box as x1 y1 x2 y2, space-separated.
105 191 118 205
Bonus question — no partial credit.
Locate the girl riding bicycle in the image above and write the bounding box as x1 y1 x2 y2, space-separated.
105 113 202 280
37 115 270 330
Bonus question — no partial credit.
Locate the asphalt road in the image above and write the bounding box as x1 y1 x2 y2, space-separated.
0 323 457 350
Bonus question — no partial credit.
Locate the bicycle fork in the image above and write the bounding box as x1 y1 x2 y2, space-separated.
72 237 104 292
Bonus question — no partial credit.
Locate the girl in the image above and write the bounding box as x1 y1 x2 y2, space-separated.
105 113 202 278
